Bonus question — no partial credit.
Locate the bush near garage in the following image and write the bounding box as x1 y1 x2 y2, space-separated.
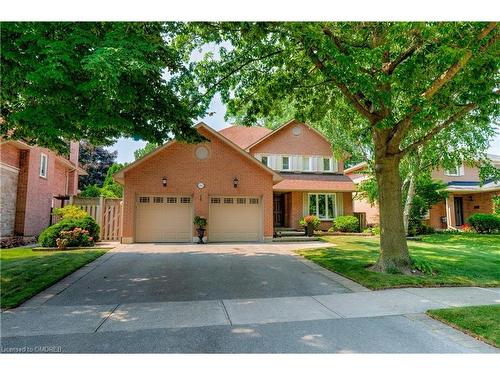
39 217 100 247
467 213 500 234
53 205 89 220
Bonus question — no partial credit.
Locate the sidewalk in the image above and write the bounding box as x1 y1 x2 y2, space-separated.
2 287 499 337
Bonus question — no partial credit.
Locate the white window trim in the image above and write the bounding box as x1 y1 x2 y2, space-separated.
322 157 332 172
281 155 290 171
307 193 337 220
39 153 48 178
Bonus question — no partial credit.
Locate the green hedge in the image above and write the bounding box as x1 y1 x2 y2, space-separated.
467 213 500 234
333 215 360 233
39 217 100 247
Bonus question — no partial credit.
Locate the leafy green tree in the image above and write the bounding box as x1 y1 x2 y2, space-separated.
184 22 499 273
79 141 118 187
79 163 126 198
1 22 203 152
134 143 160 160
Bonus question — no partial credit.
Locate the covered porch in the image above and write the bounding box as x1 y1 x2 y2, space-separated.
272 173 356 233
427 187 499 230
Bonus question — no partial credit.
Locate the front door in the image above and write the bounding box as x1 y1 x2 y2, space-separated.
454 197 464 226
273 194 284 227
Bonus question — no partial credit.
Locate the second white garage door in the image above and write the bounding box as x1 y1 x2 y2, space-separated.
209 196 262 242
135 195 192 242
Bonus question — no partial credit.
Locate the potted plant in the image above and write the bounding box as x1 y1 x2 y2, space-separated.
193 216 208 244
299 215 321 237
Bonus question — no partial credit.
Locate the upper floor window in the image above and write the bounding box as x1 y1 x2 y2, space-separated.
39 153 48 178
302 157 311 171
323 157 331 171
444 165 464 177
282 156 290 170
261 156 268 166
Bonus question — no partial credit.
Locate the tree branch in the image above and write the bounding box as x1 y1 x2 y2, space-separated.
422 22 497 100
203 49 283 96
398 103 477 156
382 37 423 75
305 47 376 122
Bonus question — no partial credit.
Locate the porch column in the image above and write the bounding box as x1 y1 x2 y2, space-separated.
445 194 456 229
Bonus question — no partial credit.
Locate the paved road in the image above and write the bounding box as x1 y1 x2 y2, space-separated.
1 243 498 353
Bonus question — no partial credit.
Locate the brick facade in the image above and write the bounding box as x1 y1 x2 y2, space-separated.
121 126 275 242
0 141 82 237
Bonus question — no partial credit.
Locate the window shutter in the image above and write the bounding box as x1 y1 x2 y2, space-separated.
336 193 343 217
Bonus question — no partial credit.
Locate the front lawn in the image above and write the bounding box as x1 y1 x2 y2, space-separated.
427 305 500 348
298 234 500 289
0 247 108 309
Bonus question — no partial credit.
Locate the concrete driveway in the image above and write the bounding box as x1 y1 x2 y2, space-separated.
1 242 498 353
40 242 351 306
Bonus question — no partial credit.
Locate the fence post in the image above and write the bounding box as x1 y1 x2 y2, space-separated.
98 196 105 238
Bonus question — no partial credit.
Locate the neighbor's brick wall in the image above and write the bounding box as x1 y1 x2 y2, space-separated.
249 122 345 173
427 200 446 229
0 143 21 168
352 195 380 225
458 192 496 222
122 127 275 241
20 148 71 236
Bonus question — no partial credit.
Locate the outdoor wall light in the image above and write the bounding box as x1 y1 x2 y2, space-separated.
162 177 168 187
233 177 239 188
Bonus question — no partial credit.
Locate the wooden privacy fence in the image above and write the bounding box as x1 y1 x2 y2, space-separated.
67 196 123 241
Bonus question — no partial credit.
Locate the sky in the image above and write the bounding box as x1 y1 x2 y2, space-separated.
107 94 500 163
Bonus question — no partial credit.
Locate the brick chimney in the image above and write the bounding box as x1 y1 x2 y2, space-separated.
69 141 80 166
67 141 80 196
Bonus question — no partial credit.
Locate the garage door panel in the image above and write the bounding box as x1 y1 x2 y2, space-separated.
135 196 192 242
209 196 261 242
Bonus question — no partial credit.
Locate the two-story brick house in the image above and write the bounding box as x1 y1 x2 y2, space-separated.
0 140 86 239
113 120 356 243
345 155 500 230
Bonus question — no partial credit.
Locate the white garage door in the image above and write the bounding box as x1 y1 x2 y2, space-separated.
209 196 262 242
135 195 192 242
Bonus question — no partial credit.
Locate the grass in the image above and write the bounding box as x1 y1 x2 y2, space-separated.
298 234 500 290
427 305 500 348
0 247 108 309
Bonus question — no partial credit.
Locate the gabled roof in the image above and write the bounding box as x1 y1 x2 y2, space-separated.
0 139 87 175
113 122 283 184
344 162 368 174
219 125 272 149
245 119 332 151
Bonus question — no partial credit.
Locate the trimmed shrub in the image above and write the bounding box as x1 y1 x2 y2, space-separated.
39 217 100 247
53 205 89 220
408 222 435 236
371 226 381 235
467 213 500 234
299 215 321 229
333 215 359 233
56 228 94 249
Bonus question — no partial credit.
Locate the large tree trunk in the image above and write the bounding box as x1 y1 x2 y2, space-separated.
403 172 416 235
372 154 412 273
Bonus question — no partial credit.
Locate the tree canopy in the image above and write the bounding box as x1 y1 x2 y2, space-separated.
181 22 499 272
1 22 204 152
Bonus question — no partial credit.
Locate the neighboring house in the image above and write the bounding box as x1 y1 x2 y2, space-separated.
113 120 356 243
345 155 500 230
0 140 86 238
